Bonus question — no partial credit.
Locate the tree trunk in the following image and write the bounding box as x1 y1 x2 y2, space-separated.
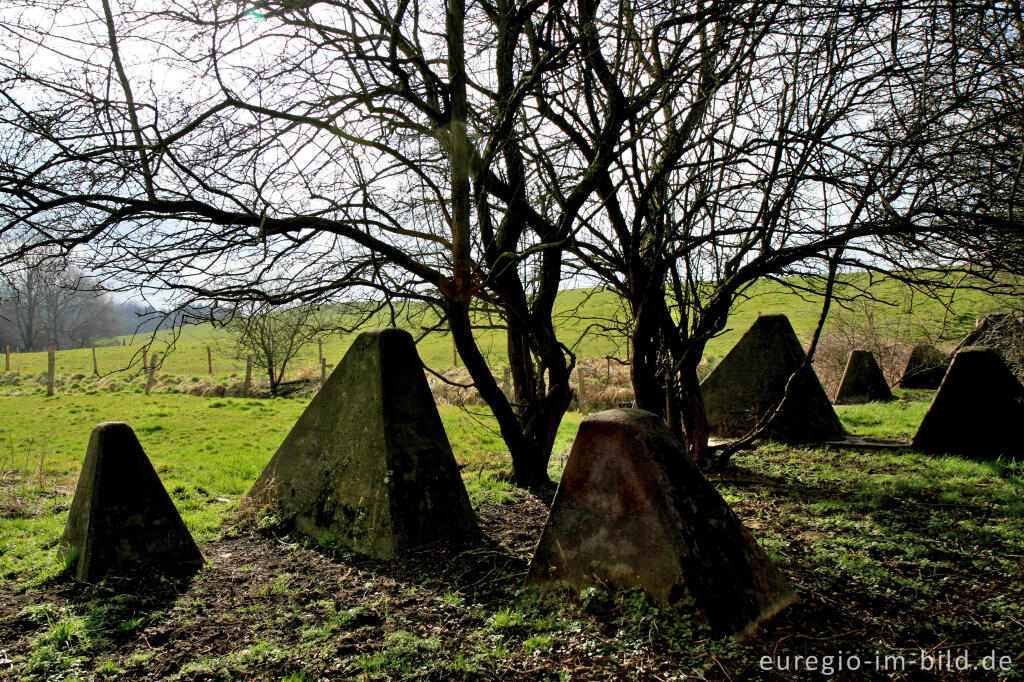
506 325 537 411
677 360 710 466
630 298 668 417
446 0 473 293
446 301 551 488
629 279 711 460
268 365 278 397
523 367 572 470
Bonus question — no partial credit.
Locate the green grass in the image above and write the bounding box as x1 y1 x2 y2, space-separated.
0 392 581 591
730 445 1024 597
2 386 1022 679
834 389 935 439
17 595 161 680
0 382 990 592
0 393 301 587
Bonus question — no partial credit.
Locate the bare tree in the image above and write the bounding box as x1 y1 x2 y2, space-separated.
0 256 121 351
0 0 587 486
896 2 1024 269
221 302 329 396
558 0 1024 463
0 0 1019 480
1 255 58 351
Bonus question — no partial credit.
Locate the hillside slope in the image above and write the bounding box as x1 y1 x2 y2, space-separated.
3 272 1016 378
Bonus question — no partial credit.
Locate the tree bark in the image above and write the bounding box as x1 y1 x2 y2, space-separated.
630 279 673 418
631 319 667 417
446 300 551 487
677 359 710 466
268 365 278 397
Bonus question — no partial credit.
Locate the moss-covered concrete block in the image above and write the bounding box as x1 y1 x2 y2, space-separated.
58 422 204 582
247 328 478 558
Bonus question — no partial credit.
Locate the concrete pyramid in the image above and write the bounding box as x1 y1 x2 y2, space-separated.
700 315 843 441
247 328 478 558
898 344 948 389
912 346 1024 459
59 422 204 582
833 350 893 404
527 409 796 636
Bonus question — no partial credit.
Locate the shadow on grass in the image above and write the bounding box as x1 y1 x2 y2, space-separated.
7 570 200 680
716 447 1024 664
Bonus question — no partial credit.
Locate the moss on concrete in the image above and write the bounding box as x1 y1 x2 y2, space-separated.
247 328 478 558
59 422 204 582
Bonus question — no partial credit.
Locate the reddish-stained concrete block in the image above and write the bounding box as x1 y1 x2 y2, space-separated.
527 409 796 637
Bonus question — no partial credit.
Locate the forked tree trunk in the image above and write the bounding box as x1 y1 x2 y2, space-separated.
442 0 572 488
446 301 552 487
629 288 714 465
519 359 572 473
505 320 573 483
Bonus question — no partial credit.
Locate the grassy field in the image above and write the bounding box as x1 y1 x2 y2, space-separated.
1 270 1021 679
1 383 1022 679
0 393 582 589
3 271 1019 379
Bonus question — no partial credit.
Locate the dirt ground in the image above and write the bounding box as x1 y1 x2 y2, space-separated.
2 462 1022 681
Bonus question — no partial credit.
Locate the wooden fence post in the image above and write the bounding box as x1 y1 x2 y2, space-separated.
243 355 253 397
145 353 158 395
4 345 9 372
501 366 511 399
47 346 55 396
576 363 587 415
318 339 323 364
91 346 99 376
207 346 213 375
320 357 327 385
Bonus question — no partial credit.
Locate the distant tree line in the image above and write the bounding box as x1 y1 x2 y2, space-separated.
0 257 206 352
0 257 121 352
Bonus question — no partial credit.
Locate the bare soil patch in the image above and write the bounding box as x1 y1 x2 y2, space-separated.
2 456 1022 680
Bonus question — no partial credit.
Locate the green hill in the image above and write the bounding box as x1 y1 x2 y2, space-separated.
3 271 1018 378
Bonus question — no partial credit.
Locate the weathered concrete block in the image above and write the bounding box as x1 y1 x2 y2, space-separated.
912 346 1024 459
247 328 478 558
700 315 843 441
527 409 796 637
833 349 893 405
899 344 948 389
58 422 204 582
